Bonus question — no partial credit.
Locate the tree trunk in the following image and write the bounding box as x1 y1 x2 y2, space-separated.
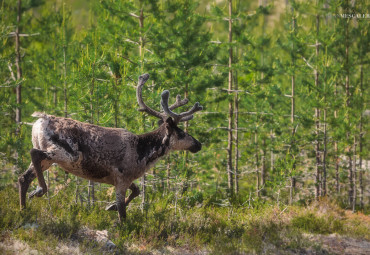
75 176 79 204
255 132 260 197
261 138 266 191
114 78 119 128
166 155 171 192
183 82 190 194
345 3 353 207
290 177 295 205
141 173 146 212
63 7 68 118
87 180 94 207
314 12 321 200
259 0 266 195
352 136 357 212
335 83 339 194
359 125 363 209
138 8 146 212
15 0 22 135
139 8 144 72
227 0 234 197
270 129 274 172
88 60 96 207
234 71 239 195
289 4 296 205
359 64 364 208
290 77 295 205
62 3 69 181
53 59 57 109
347 153 353 208
358 18 364 208
322 108 327 196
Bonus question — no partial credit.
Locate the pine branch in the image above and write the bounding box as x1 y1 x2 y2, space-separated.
8 32 39 37
8 63 16 81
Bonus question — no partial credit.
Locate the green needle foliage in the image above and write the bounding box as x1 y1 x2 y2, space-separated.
0 0 369 252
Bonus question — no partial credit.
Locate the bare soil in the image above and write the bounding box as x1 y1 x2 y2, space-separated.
1 230 370 254
305 233 370 255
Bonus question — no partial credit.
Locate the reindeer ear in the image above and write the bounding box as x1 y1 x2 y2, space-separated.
162 117 174 145
164 117 174 135
165 117 175 126
158 117 174 126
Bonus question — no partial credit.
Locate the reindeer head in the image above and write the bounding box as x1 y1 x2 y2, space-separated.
136 74 202 153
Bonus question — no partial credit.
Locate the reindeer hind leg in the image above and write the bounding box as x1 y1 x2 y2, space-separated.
28 148 52 199
105 182 140 211
20 145 80 209
125 183 140 206
18 163 36 209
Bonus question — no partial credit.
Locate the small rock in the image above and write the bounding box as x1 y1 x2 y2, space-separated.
105 240 116 250
23 223 39 230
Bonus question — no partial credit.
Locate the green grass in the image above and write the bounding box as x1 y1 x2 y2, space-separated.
291 213 344 234
0 184 369 254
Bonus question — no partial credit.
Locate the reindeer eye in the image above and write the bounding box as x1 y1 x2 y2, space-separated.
177 130 186 139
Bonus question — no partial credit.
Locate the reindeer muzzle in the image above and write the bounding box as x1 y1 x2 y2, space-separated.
189 140 202 153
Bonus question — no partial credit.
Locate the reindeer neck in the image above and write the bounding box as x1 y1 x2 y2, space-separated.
137 126 170 165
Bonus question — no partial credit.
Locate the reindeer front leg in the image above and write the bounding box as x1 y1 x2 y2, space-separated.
116 185 128 222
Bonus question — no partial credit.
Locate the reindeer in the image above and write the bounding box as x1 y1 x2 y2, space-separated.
18 73 203 221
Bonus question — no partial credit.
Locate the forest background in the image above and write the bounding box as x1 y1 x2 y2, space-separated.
0 0 369 254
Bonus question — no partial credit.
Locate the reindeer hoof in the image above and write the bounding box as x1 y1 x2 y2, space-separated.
105 202 118 211
29 186 44 199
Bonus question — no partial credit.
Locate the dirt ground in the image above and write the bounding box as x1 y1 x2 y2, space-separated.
305 233 370 255
1 230 370 254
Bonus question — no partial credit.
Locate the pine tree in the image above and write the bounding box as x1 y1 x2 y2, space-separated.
151 0 217 195
227 0 234 197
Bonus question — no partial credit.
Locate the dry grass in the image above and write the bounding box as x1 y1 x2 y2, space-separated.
0 185 369 254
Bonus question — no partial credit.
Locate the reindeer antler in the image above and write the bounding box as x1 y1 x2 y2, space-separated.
161 90 203 123
136 74 165 119
169 94 189 110
137 74 203 123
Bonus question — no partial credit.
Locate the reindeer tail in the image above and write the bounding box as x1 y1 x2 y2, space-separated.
31 112 48 118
